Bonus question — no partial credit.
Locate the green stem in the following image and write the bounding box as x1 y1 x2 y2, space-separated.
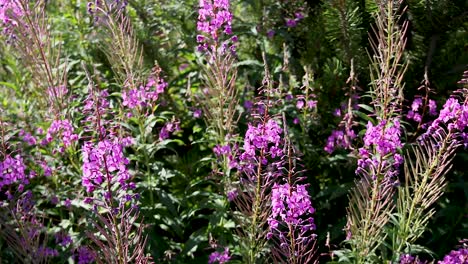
138 113 153 205
249 149 263 264
103 155 125 264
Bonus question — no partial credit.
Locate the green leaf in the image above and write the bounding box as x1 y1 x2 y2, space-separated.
357 103 374 113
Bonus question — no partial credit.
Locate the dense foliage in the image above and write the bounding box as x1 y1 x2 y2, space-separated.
0 0 467 263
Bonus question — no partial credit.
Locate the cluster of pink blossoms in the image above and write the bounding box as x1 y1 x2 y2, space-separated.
42 119 78 151
407 96 437 123
268 183 316 236
81 87 136 198
208 247 230 264
122 74 167 109
87 0 128 16
423 96 467 147
82 137 133 194
324 95 359 154
159 119 181 140
238 119 284 174
197 0 237 53
0 154 28 191
356 118 403 178
438 248 468 264
0 0 23 36
285 12 305 28
324 129 356 154
400 246 468 264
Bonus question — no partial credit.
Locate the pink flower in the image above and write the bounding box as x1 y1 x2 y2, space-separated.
296 100 305 109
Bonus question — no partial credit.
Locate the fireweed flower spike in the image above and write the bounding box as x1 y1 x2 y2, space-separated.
42 119 79 152
0 0 23 38
80 86 136 200
344 2 409 261
122 66 167 110
406 96 438 131
197 0 236 54
78 68 149 263
324 69 359 154
196 0 239 204
356 118 403 179
267 119 317 263
0 154 28 192
232 108 317 262
423 95 468 146
81 138 132 194
231 117 285 262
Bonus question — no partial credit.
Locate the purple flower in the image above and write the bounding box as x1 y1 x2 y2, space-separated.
295 12 304 20
424 96 467 145
81 137 131 194
307 100 317 109
240 119 283 161
325 130 344 154
17 190 34 212
296 100 305 109
218 248 231 263
44 119 78 149
244 100 253 110
407 97 438 123
193 109 202 118
197 0 236 53
76 246 96 264
55 232 73 247
159 119 181 140
428 99 438 116
64 198 72 208
51 196 59 205
333 108 342 117
324 129 356 153
356 118 402 178
0 0 22 21
209 251 220 264
269 183 315 228
227 189 237 201
0 0 23 38
267 29 275 38
159 127 170 141
214 144 231 156
235 118 285 176
209 247 231 264
286 18 297 27
19 130 37 145
36 246 59 258
0 154 28 190
40 162 52 177
438 248 468 264
411 97 423 111
400 254 415 264
122 70 167 109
